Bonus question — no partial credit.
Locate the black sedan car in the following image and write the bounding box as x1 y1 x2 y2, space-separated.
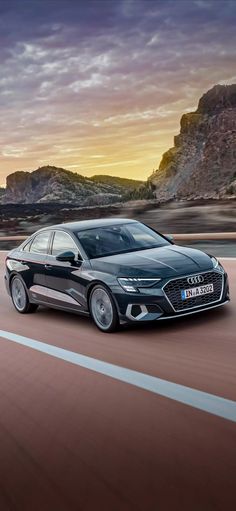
5 218 230 332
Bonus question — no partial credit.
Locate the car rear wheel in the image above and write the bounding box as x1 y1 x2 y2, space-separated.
11 276 38 314
89 285 119 332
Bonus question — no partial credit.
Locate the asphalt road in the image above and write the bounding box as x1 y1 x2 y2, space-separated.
0 252 236 511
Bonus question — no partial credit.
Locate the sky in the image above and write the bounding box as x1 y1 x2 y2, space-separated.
0 0 236 185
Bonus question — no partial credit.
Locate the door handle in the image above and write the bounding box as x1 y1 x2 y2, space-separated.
45 264 53 270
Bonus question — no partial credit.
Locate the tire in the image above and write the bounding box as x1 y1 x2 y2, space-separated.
89 284 119 332
10 275 38 314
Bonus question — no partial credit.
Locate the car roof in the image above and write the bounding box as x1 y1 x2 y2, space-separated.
40 218 138 233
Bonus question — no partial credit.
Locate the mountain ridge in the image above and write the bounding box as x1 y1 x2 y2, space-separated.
1 84 236 205
0 166 143 205
149 84 236 199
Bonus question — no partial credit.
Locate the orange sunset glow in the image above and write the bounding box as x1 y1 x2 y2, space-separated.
1 0 236 185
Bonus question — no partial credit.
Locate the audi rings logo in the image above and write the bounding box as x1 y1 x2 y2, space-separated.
187 274 204 285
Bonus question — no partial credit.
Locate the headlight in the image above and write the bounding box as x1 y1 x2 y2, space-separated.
118 277 161 293
210 256 225 273
211 256 219 268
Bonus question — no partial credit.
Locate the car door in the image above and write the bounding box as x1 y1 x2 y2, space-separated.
44 230 88 312
21 230 53 303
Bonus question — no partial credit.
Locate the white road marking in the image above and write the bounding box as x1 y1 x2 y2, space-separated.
0 329 236 423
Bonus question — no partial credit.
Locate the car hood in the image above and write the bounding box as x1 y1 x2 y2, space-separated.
90 245 214 278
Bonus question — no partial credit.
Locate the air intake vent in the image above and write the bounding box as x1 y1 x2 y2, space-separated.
126 303 163 321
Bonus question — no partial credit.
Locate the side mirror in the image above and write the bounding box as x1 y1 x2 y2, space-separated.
56 251 75 263
165 234 174 243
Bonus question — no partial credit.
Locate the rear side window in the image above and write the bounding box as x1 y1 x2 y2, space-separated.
30 232 51 254
51 231 78 256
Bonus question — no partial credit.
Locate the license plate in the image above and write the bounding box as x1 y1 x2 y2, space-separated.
181 283 214 300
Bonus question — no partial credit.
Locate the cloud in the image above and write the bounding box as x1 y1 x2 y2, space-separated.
2 146 28 158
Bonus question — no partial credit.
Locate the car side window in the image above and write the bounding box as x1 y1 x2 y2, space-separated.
30 231 51 254
51 231 79 257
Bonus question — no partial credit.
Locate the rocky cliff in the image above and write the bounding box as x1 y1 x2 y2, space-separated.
149 84 236 199
0 166 143 205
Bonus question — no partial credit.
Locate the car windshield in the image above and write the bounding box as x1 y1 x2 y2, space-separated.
76 222 170 259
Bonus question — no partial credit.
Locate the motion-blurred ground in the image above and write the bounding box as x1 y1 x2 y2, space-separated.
1 199 235 256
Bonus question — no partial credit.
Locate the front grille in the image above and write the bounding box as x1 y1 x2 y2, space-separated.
163 271 223 312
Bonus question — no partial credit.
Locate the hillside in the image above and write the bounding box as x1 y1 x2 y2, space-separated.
149 84 236 199
0 166 142 205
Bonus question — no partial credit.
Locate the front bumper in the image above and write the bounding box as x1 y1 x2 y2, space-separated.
112 270 230 323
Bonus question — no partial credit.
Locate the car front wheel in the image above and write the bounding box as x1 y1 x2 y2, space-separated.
89 285 119 332
11 276 38 314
